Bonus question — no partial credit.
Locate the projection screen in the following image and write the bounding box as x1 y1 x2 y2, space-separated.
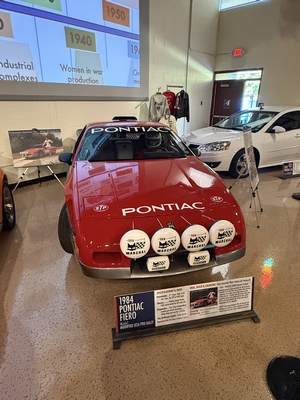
0 0 149 101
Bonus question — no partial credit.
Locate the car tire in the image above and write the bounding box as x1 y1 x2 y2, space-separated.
38 150 44 158
2 181 16 231
229 149 249 179
58 203 74 254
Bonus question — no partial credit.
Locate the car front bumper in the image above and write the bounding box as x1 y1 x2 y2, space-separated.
185 142 233 172
75 246 246 279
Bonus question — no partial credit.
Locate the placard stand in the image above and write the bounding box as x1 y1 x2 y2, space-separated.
228 165 263 228
249 186 263 228
228 127 263 228
13 165 64 192
112 310 260 349
112 277 259 349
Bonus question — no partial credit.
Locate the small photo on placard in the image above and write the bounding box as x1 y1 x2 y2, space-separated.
190 287 218 309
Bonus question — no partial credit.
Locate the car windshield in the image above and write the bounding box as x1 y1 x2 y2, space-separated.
76 126 193 161
214 110 279 133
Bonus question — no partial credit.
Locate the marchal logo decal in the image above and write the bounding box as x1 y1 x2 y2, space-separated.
211 196 223 203
93 205 109 212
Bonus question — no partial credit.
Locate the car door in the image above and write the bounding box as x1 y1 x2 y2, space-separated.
262 111 300 165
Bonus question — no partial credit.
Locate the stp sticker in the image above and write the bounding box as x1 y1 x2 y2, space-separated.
210 196 223 203
93 204 109 212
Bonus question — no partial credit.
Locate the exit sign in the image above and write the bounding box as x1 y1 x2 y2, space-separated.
233 48 245 57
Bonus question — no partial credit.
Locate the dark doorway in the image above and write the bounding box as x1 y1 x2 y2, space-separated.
210 69 263 126
210 80 244 125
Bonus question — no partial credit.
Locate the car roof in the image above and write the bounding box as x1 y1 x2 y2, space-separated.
246 106 300 113
85 120 166 129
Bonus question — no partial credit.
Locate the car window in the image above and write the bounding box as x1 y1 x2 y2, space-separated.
267 111 300 132
214 110 278 132
75 126 193 161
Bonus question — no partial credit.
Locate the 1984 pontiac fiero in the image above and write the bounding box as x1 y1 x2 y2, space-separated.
58 117 246 279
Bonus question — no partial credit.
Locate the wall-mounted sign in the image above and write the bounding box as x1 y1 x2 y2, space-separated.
233 47 245 57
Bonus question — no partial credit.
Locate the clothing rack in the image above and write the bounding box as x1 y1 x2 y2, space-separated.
135 97 148 109
166 85 184 91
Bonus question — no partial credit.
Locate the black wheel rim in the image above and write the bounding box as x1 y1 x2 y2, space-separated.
3 186 14 224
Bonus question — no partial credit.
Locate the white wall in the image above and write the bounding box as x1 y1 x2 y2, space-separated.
216 0 300 106
1 0 219 183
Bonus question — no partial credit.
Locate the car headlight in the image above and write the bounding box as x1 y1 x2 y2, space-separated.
198 141 231 152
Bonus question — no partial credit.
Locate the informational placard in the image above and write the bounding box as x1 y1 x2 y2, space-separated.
114 277 254 334
243 126 260 190
282 161 300 179
8 128 63 168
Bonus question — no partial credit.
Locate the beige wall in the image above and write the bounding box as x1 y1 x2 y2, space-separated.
1 0 220 183
216 0 300 106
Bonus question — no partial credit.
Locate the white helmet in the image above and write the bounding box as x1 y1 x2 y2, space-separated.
145 131 162 149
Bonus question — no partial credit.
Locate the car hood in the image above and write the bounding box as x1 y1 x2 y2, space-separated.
73 158 236 221
183 126 243 145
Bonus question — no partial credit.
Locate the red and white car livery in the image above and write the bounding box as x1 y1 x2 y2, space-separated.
58 117 246 279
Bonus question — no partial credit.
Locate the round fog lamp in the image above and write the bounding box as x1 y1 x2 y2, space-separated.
120 229 150 259
151 227 180 255
209 220 235 247
181 224 209 252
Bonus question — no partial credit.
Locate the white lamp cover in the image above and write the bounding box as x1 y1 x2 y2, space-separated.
146 256 170 272
209 220 236 247
187 250 210 266
120 229 150 259
151 227 180 255
181 224 209 252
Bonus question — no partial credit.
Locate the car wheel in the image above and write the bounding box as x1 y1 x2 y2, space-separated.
2 181 16 231
58 203 74 254
229 149 249 178
38 150 44 158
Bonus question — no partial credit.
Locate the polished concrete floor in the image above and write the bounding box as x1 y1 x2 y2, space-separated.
1 167 300 400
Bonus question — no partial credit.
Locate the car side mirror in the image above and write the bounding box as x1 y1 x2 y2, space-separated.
269 125 286 134
59 152 73 165
192 148 201 157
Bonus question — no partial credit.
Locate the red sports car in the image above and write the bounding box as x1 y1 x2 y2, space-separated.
58 117 246 279
0 168 16 233
191 295 218 308
20 144 57 159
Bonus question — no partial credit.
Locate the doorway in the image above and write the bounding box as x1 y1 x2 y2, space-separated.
210 69 262 125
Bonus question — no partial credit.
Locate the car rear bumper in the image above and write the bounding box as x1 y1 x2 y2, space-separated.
76 246 246 279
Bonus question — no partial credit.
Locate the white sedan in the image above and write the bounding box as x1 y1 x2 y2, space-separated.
182 106 300 178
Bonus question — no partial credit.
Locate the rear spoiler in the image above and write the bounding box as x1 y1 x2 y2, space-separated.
112 116 138 121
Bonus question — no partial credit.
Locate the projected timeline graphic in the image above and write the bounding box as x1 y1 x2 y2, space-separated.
0 0 140 87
